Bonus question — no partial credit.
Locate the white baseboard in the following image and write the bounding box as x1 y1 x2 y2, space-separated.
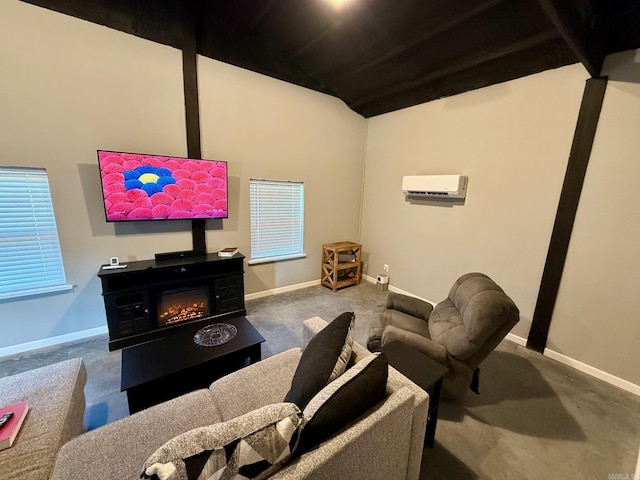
362 275 437 305
0 326 108 359
362 274 376 284
543 347 640 397
495 336 639 397
244 279 321 301
504 334 639 396
505 333 528 347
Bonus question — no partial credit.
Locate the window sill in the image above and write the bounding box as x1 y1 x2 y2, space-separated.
248 253 307 265
0 284 74 301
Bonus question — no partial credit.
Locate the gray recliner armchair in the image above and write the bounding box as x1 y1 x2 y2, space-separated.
367 272 519 400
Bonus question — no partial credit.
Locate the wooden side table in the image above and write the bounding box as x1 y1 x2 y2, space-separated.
381 340 449 447
321 241 362 291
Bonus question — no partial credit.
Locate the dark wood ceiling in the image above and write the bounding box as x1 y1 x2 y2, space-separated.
22 0 640 117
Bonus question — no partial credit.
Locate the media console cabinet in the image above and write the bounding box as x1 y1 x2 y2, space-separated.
98 253 246 351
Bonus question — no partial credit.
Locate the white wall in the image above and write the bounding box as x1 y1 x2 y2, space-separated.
549 50 640 386
197 57 366 294
0 1 366 350
0 1 187 349
361 64 589 340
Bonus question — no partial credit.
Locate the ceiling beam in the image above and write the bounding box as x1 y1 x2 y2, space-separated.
351 28 560 111
536 0 604 77
326 0 507 84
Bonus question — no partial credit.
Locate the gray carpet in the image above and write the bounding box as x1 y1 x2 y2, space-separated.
1 281 638 479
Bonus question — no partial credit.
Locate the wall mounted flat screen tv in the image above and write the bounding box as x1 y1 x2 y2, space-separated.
97 150 228 222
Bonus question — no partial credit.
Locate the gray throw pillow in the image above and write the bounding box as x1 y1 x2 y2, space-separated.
141 403 303 480
284 312 355 409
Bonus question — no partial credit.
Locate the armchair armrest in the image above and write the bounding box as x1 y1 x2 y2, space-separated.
382 325 449 366
386 292 434 321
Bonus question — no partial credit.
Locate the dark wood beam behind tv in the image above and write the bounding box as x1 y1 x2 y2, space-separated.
98 253 246 350
180 1 208 257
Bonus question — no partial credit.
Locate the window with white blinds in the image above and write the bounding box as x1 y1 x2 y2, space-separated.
249 179 306 264
0 167 71 299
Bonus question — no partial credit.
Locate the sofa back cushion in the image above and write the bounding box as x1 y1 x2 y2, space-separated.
428 273 519 360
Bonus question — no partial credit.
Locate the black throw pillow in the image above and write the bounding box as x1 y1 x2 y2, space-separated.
296 352 388 454
284 312 355 409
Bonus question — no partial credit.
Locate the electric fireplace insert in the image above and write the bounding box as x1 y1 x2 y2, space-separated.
157 286 211 327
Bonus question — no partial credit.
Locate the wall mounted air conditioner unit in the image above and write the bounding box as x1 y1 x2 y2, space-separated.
402 175 468 199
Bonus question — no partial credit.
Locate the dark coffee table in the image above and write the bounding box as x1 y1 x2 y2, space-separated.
381 340 449 447
121 316 264 413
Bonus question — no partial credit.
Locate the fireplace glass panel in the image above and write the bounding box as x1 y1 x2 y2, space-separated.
157 287 210 327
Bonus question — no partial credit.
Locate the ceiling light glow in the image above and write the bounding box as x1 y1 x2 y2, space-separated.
326 0 354 11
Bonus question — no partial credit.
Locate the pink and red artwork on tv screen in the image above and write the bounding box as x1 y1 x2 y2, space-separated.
97 151 228 221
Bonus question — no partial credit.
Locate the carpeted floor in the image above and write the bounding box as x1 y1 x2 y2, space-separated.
1 281 638 479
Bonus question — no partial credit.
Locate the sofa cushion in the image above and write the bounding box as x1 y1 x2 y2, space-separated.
297 352 388 453
142 403 303 480
210 348 302 422
51 389 222 480
284 312 355 409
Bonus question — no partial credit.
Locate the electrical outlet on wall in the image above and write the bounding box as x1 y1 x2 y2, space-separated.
383 264 389 273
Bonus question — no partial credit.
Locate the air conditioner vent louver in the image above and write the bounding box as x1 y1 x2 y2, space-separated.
402 175 467 199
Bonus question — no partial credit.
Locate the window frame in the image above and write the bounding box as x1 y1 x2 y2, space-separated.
0 166 72 300
248 178 306 265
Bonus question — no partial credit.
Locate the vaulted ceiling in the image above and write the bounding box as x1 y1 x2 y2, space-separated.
23 0 640 117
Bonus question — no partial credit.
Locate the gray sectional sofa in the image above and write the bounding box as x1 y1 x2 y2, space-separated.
47 316 428 479
0 358 87 480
